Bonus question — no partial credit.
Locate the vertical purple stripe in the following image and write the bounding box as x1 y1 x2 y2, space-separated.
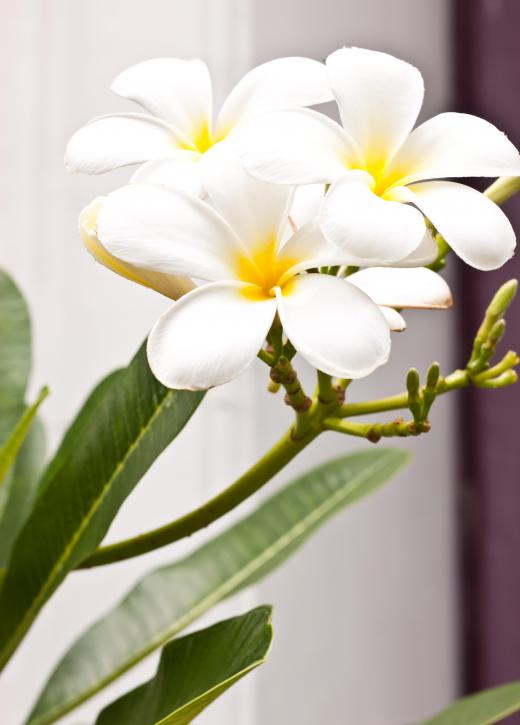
456 0 520 706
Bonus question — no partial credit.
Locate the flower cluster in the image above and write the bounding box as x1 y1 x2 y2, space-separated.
67 48 520 391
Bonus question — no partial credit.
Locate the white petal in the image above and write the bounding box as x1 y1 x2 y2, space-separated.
390 112 520 184
97 183 245 282
320 172 426 264
278 220 364 274
348 267 452 309
276 274 390 378
65 114 179 174
405 180 516 271
200 143 293 248
216 57 332 137
147 281 276 390
80 197 194 300
240 108 356 185
130 151 204 196
111 58 212 147
391 228 438 267
379 307 407 332
326 47 424 165
288 184 326 229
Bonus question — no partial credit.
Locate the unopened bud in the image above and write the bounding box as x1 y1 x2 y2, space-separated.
407 369 422 423
426 362 440 390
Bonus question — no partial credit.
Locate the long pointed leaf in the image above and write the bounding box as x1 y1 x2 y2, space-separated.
0 269 33 524
0 417 46 568
27 447 409 725
0 269 31 416
0 387 48 491
421 682 520 725
0 344 204 670
95 606 273 725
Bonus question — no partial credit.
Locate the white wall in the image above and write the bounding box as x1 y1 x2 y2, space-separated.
0 1 457 724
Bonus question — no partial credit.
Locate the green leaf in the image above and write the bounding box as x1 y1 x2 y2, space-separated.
0 387 48 491
0 417 46 568
95 606 273 725
0 269 34 524
0 344 204 670
421 682 520 725
0 269 31 420
27 448 408 725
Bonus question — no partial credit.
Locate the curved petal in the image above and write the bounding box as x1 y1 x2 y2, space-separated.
111 58 212 149
200 143 294 249
278 220 365 275
80 197 194 300
216 56 332 136
97 183 246 282
240 108 357 185
391 228 438 267
65 114 179 174
130 151 204 196
348 267 452 309
379 307 407 331
288 184 326 228
276 274 390 378
405 180 516 271
320 172 426 263
390 112 520 184
326 47 424 165
147 281 277 390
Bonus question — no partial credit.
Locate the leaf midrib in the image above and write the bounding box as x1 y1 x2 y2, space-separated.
32 451 400 725
3 387 175 669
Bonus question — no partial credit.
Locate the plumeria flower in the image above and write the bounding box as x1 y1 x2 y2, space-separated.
79 197 195 300
65 55 332 196
241 47 520 270
84 148 451 390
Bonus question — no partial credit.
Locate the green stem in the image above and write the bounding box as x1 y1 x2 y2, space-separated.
338 369 469 418
323 416 430 441
77 425 318 569
485 176 520 206
317 370 334 404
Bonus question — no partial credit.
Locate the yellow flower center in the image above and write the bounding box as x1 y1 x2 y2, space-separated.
351 157 408 198
192 122 214 153
236 237 296 301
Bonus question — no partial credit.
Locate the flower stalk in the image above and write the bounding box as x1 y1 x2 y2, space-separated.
76 277 519 569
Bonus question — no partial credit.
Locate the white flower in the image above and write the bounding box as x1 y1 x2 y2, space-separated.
240 47 520 271
89 148 451 390
65 56 333 196
79 197 194 300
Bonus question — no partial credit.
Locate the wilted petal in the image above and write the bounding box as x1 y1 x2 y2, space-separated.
131 151 204 196
65 114 179 174
405 180 516 271
216 56 332 136
391 112 520 184
97 184 246 282
147 281 276 390
240 108 356 185
111 58 212 148
276 273 390 378
320 171 426 263
80 197 194 300
348 267 452 309
326 47 424 165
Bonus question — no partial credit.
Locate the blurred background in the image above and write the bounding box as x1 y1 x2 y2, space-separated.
0 0 518 723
